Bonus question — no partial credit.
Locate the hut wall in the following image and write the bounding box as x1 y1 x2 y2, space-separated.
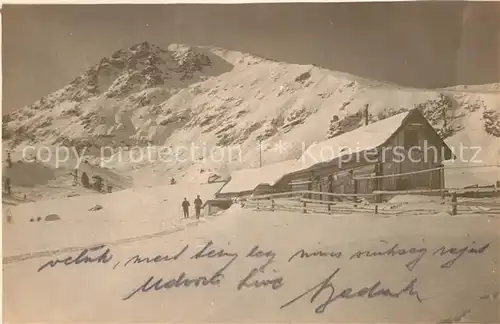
379 113 447 191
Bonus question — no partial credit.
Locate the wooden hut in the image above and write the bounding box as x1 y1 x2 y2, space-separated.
274 109 454 199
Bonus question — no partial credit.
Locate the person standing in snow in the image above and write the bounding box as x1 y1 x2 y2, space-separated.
181 198 190 219
4 177 11 195
6 152 12 168
194 195 203 219
73 169 78 186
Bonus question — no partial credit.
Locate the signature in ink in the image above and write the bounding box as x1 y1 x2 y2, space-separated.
280 268 422 314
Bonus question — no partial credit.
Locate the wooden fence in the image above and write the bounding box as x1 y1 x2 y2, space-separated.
244 187 500 216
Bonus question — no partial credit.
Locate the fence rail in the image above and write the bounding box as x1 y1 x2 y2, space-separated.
245 187 499 216
250 190 372 201
353 164 500 181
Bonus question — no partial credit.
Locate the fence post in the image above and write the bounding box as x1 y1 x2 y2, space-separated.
303 201 307 213
6 209 13 224
353 178 358 205
375 205 378 215
307 177 313 199
327 203 331 214
451 193 457 216
328 175 334 202
439 164 445 201
374 162 381 203
271 199 275 211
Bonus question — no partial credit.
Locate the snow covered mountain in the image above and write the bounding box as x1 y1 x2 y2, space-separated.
3 41 500 189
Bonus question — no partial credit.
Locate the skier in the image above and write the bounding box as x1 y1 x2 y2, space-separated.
171 178 176 185
194 195 203 219
181 197 190 219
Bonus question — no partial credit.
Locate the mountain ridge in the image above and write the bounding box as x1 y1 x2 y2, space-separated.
3 41 500 192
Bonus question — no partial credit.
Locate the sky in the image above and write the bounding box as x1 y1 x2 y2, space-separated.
2 2 500 113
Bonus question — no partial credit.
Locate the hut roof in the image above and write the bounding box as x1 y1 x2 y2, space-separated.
219 159 297 195
294 108 453 172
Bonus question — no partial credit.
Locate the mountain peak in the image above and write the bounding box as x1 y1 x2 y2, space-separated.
57 42 216 103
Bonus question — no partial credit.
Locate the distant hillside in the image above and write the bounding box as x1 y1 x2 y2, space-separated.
3 41 499 195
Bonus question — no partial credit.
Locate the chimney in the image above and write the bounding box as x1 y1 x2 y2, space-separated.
364 104 369 125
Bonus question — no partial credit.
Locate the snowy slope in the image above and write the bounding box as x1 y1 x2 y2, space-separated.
3 41 500 193
3 182 224 257
4 207 499 323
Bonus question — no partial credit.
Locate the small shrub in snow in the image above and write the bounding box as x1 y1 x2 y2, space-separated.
415 94 458 138
304 80 315 88
295 71 311 83
233 98 244 106
88 204 103 212
235 121 263 144
326 111 365 139
235 109 248 118
415 94 453 122
2 120 12 140
257 116 284 141
346 81 356 88
215 123 236 135
317 92 332 99
340 100 351 111
189 85 204 96
271 116 285 128
216 132 235 146
45 214 61 221
255 92 265 100
463 99 486 113
326 115 341 138
148 104 162 116
38 117 53 128
282 107 310 133
62 106 81 117
376 107 407 121
483 109 500 137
